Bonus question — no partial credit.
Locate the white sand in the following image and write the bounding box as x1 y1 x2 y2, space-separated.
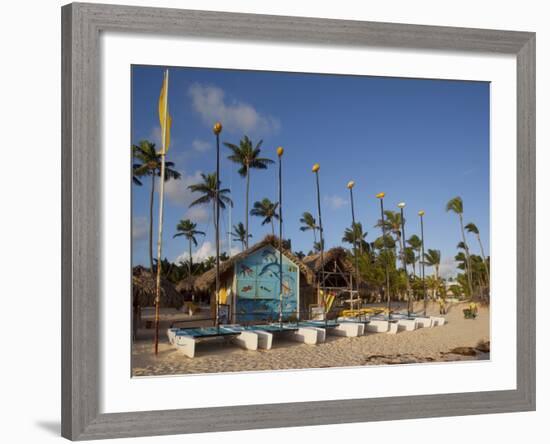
132 301 489 377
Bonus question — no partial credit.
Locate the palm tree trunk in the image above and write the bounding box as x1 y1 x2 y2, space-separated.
271 219 275 236
188 238 193 277
212 200 217 231
459 214 475 298
148 174 155 271
245 167 250 249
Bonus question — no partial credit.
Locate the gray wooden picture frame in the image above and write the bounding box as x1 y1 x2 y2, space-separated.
61 2 536 440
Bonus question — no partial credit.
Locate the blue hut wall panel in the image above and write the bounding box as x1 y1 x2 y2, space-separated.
235 246 299 322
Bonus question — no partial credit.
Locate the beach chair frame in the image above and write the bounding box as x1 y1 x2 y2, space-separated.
62 3 535 439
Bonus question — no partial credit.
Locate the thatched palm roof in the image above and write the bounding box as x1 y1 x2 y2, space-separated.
132 266 182 307
303 247 355 274
175 276 197 293
194 235 315 291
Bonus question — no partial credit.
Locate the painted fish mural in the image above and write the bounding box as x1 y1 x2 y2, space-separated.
235 246 298 322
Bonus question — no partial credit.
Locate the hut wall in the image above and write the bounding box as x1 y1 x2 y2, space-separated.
234 245 299 323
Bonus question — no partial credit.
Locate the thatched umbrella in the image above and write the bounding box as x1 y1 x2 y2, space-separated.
175 276 197 293
132 266 182 308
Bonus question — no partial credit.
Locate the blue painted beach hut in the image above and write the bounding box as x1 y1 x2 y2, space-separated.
194 236 315 324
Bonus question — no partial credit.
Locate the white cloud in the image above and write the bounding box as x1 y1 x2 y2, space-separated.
132 216 148 241
160 170 203 207
176 241 215 264
188 83 280 135
149 126 162 146
324 194 348 210
221 238 242 257
439 256 459 279
184 206 209 223
147 126 179 151
191 139 212 153
175 240 241 264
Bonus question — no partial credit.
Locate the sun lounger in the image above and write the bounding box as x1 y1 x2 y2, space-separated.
300 320 353 340
270 323 324 344
393 313 434 328
313 319 365 337
396 318 417 332
330 322 364 337
365 319 389 333
223 325 274 350
430 316 446 326
414 317 433 328
290 327 322 344
248 323 319 345
172 326 247 358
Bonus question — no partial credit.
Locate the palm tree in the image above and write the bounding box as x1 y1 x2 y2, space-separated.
446 196 474 298
132 140 181 271
407 234 422 277
230 222 252 250
376 210 403 266
132 163 143 186
465 222 489 277
299 211 319 247
224 136 274 248
250 198 279 235
423 248 441 281
313 240 324 253
173 219 205 276
203 256 216 270
188 173 233 235
404 247 416 276
342 222 368 255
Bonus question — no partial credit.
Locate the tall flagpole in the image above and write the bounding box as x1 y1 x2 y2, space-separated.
419 210 427 316
312 163 326 324
376 192 391 319
347 181 360 311
154 69 169 355
213 122 222 329
277 147 284 326
398 202 412 316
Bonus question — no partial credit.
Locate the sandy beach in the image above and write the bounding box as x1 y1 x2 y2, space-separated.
132 301 489 377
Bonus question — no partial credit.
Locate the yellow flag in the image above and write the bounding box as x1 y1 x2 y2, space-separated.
158 71 172 153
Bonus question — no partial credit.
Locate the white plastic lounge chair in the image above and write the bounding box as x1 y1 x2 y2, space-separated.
306 326 326 343
414 317 433 328
253 330 273 349
365 320 389 333
166 327 178 345
175 334 197 358
230 330 259 351
396 319 417 332
223 324 273 350
330 322 364 337
172 327 244 358
387 322 399 334
430 316 446 326
283 327 321 345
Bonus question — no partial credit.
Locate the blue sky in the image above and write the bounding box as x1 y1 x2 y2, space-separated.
131 65 490 278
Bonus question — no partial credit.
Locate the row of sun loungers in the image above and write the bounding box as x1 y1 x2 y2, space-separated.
167 315 446 358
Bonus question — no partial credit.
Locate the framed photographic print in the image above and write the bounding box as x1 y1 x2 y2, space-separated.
62 2 535 440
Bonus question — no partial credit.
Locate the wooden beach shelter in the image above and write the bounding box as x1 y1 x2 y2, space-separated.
194 235 315 323
302 247 359 316
132 266 182 338
132 265 182 308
